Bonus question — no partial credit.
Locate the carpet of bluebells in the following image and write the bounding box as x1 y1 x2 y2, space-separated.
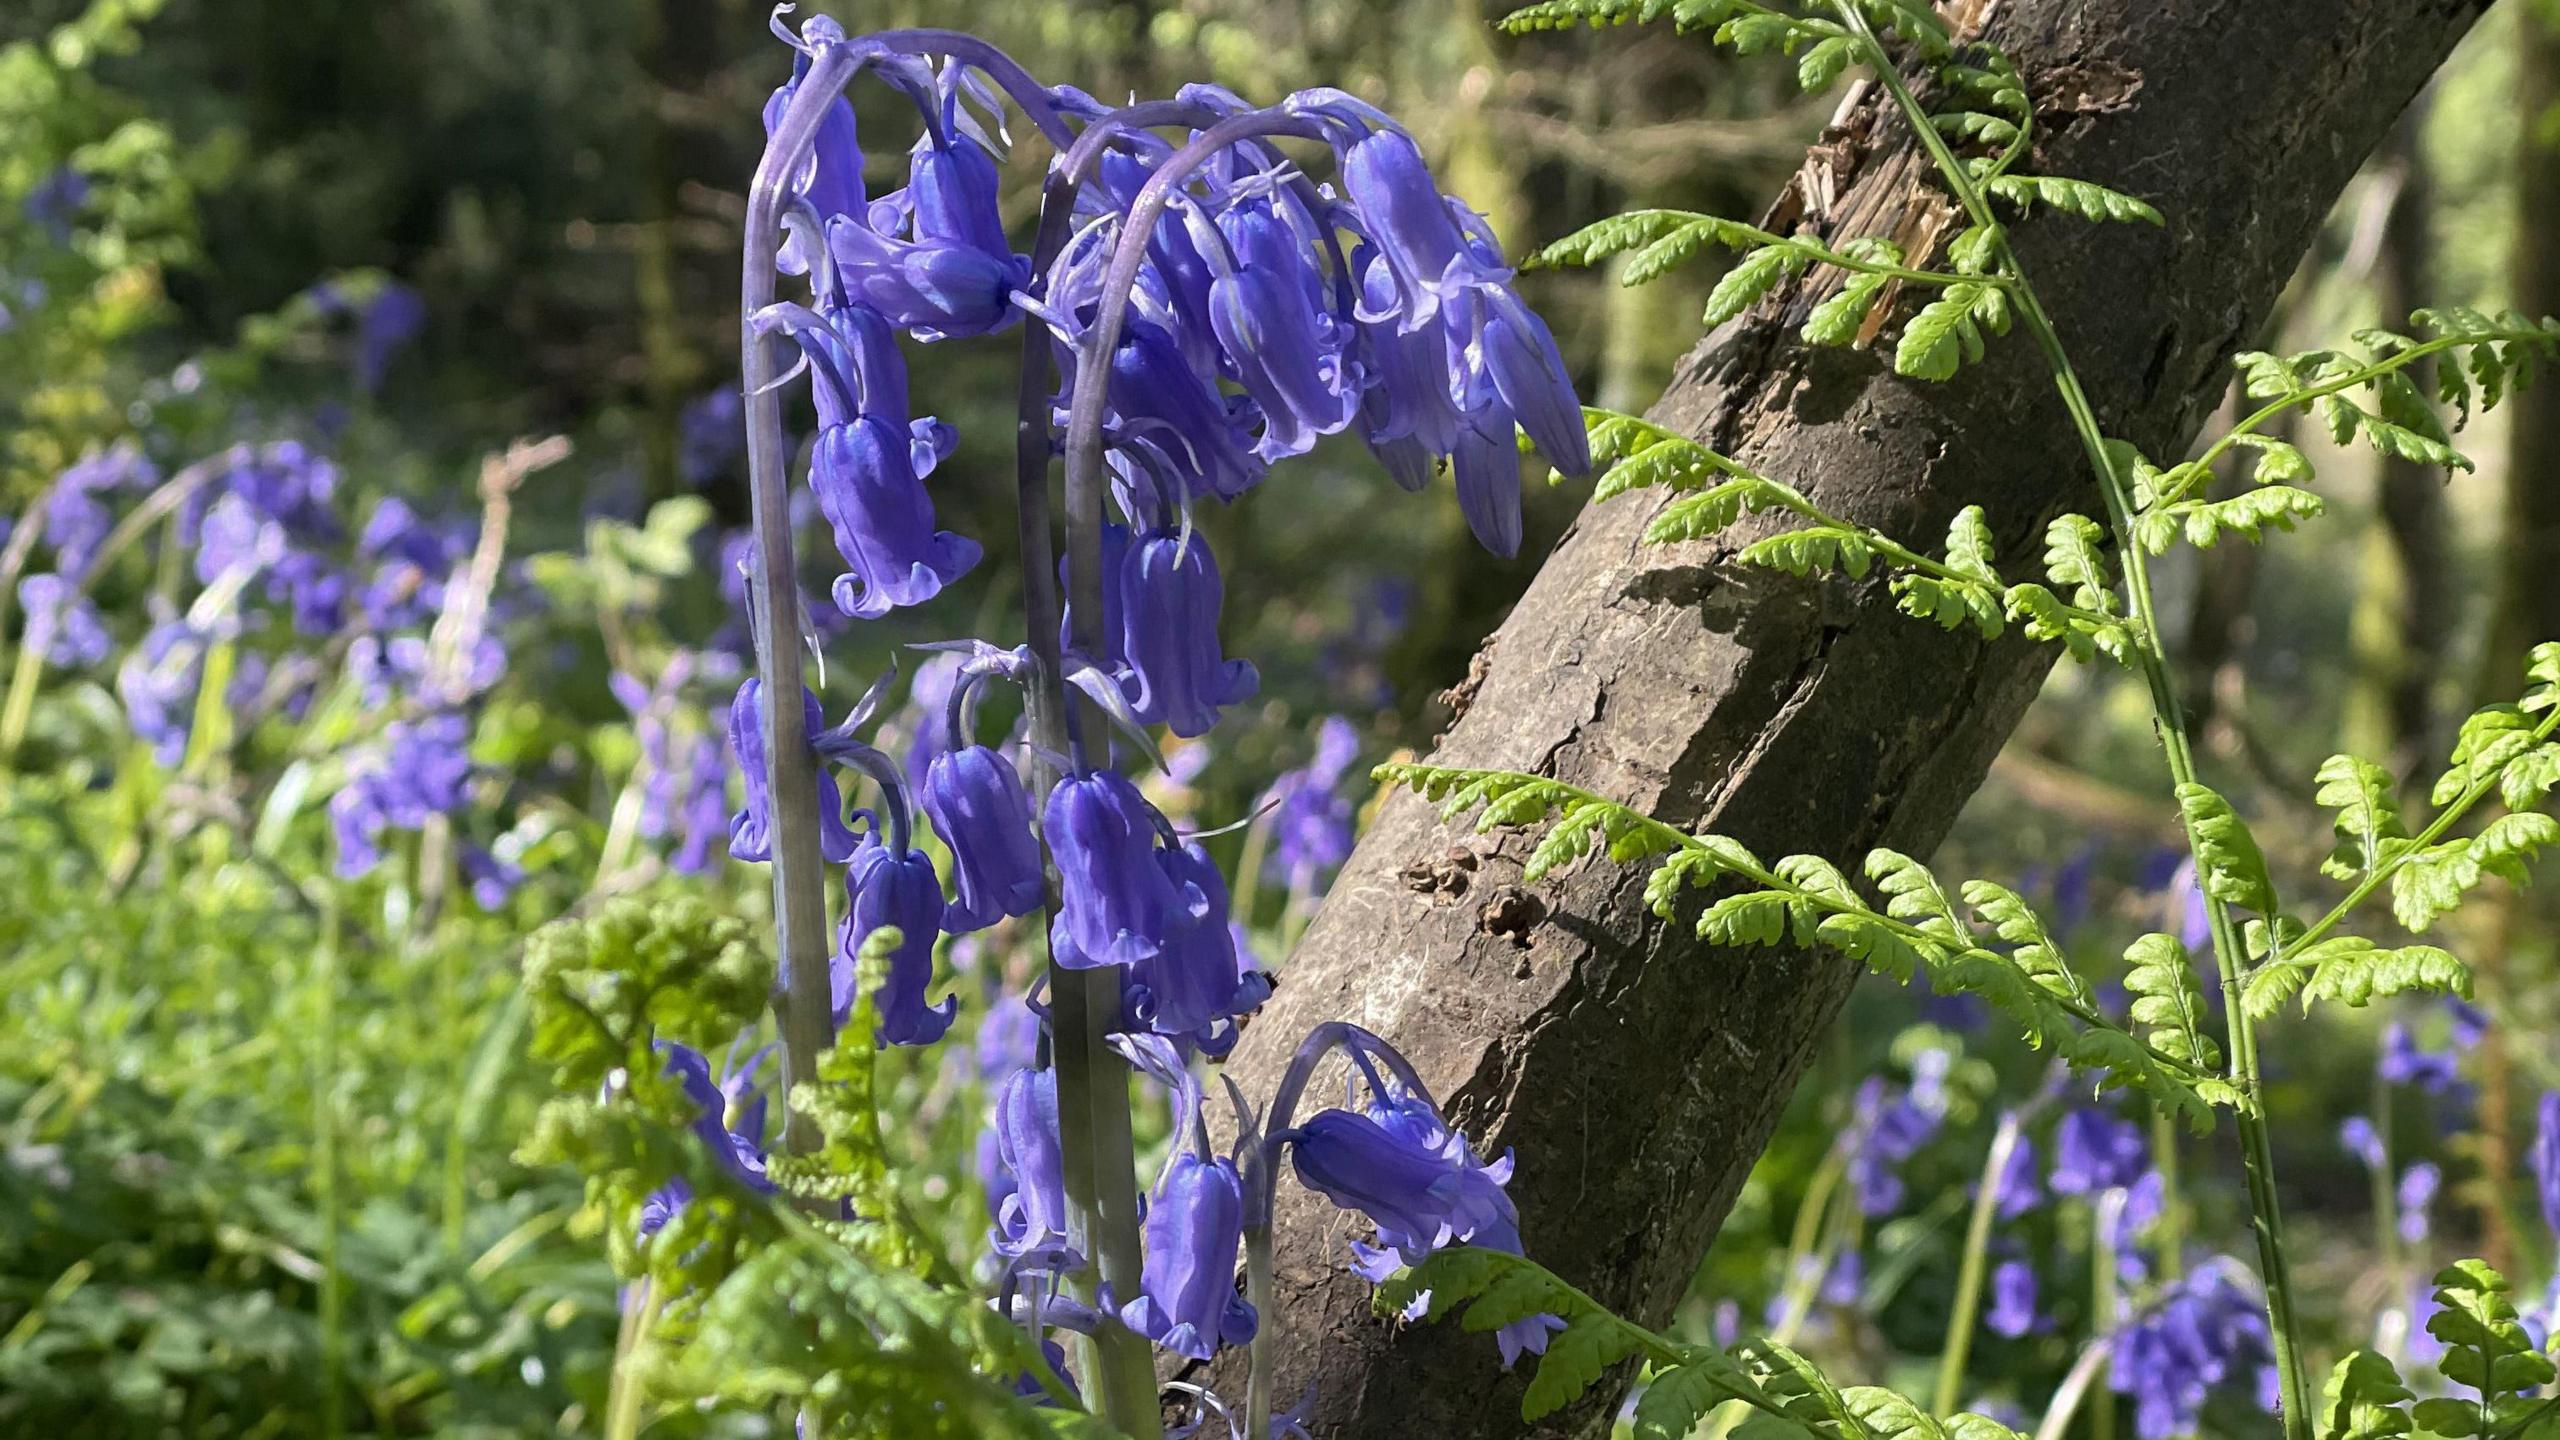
4 3 2560 1438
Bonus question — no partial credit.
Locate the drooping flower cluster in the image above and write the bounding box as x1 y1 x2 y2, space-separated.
1844 1050 1950 1215
722 17 1589 1413
9 402 537 906
2109 1262 2278 1440
1281 1036 1558 1367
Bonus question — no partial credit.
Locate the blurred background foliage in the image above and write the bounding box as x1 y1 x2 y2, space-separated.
3 0 2559 1433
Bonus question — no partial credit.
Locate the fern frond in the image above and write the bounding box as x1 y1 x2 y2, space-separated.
1982 174 2162 225
2122 932 2223 1069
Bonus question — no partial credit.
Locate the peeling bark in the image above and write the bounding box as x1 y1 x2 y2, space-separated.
1211 2 2492 1435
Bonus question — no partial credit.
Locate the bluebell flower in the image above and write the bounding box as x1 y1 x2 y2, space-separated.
991 1067 1070 1257
1350 248 1464 480
1203 203 1358 462
1104 316 1268 504
922 744 1047 932
1988 1132 2042 1221
2536 1090 2560 1243
974 993 1042 1084
2164 858 2212 953
354 496 465 631
1126 842 1271 1057
356 283 426 393
2396 1161 2440 1245
1117 529 1259 737
43 442 156 576
1044 768 1205 968
1449 400 1527 558
825 83 1029 340
1122 1147 1258 1360
641 1042 773 1237
1474 285 1590 479
834 836 957 1046
1986 1259 2041 1338
726 678 862 864
1334 125 1501 334
195 491 284 583
659 1041 773 1190
2050 1108 2148 1197
460 843 523 910
1819 1248 1864 1309
2379 1020 2461 1094
269 549 350 636
1288 1085 1560 1367
679 385 747 485
17 574 107 668
2340 1115 2385 1172
764 301 981 618
2445 997 2490 1049
897 649 968 796
1845 1054 1949 1215
1260 715 1361 896
24 166 88 242
2109 1263 2274 1440
332 711 475 878
761 16 868 275
118 616 208 764
212 440 343 551
1008 1336 1079 1409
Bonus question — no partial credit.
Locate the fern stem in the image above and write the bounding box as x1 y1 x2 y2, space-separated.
2155 329 2544 511
1833 7 2317 1434
1932 1111 2020 1415
2258 705 2560 984
1667 213 1992 289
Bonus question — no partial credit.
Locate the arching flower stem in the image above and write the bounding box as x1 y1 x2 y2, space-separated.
1241 1020 1435 1436
742 37 864 1156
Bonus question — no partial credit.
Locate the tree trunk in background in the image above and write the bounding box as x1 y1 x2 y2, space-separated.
2491 8 2560 700
1212 3 2492 1436
2465 0 2560 1284
2357 108 2453 780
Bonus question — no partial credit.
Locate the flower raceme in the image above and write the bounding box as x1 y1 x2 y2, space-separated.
725 17 1590 1415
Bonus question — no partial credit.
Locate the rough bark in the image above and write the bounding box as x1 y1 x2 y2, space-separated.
1214 2 2491 1436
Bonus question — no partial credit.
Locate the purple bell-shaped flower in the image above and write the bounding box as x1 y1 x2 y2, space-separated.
1449 401 1526 559
826 88 1029 340
1127 842 1270 1057
1043 768 1205 968
1288 1084 1559 1367
921 744 1047 932
991 1066 1071 1256
835 836 957 1046
1477 285 1591 479
1204 204 1358 463
1106 317 1268 503
1336 126 1502 334
727 678 862 864
1121 1148 1258 1360
769 301 982 619
1117 528 1259 737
